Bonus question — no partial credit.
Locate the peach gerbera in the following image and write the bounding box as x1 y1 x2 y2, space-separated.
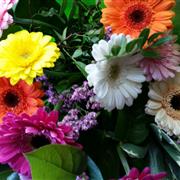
101 0 175 38
0 77 44 121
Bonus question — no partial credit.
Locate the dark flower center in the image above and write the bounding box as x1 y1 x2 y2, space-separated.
129 10 145 23
171 95 180 110
4 91 20 107
31 135 51 149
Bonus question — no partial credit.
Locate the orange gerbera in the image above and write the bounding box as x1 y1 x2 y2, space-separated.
101 0 175 38
0 78 44 121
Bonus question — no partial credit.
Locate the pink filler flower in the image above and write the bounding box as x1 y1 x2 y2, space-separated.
0 0 18 36
0 108 80 177
139 40 180 81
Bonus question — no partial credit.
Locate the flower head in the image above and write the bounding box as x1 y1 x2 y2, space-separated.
146 73 180 137
0 30 60 85
0 108 79 177
0 77 44 121
0 0 15 37
86 34 145 111
101 0 175 38
121 167 167 180
139 40 180 81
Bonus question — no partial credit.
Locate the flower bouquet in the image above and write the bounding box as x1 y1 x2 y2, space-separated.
0 0 180 179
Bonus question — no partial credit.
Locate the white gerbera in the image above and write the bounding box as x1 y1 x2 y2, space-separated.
85 34 145 111
146 73 180 138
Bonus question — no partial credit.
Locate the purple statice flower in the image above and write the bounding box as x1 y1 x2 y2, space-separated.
120 167 167 180
76 172 89 180
36 76 60 105
80 112 97 131
105 26 112 41
61 110 98 139
60 81 101 112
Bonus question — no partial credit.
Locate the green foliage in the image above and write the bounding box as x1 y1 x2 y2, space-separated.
121 143 147 159
25 144 86 179
87 156 103 180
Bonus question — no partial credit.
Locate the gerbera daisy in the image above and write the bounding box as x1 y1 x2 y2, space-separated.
0 1 13 37
85 34 145 111
0 77 44 121
120 167 167 180
0 108 79 177
101 0 175 38
146 73 180 137
139 39 180 81
0 30 60 85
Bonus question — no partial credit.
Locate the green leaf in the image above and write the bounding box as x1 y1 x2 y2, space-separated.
166 156 180 180
115 110 127 140
87 156 103 180
112 45 121 56
161 143 180 167
126 39 138 53
121 143 147 159
142 49 160 59
127 122 149 144
148 32 163 44
150 124 162 141
161 131 180 152
81 0 96 6
25 144 86 180
72 49 83 58
149 143 166 174
57 0 74 19
138 28 150 48
73 61 87 77
151 36 173 48
117 145 130 174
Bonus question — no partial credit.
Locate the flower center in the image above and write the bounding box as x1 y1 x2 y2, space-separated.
107 58 122 83
162 89 180 119
3 91 20 107
125 3 152 30
171 94 180 110
130 9 145 23
31 134 51 149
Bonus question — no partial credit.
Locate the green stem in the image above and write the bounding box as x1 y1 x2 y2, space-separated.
14 17 59 31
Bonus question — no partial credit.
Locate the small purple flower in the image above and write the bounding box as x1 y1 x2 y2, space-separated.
105 26 112 41
120 167 167 180
76 172 89 180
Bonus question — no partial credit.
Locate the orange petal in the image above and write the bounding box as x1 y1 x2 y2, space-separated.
154 0 176 11
148 0 162 7
151 22 167 32
153 11 175 20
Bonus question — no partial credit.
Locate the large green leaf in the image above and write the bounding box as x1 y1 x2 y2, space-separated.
25 144 86 180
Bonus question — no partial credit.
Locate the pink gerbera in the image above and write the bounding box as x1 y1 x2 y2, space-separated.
0 108 80 177
0 0 18 37
139 40 180 81
121 167 167 180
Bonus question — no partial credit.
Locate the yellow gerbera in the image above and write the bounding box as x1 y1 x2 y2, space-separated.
0 30 60 85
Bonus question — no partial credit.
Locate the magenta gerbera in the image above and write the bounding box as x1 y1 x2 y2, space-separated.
0 108 79 177
139 39 180 81
121 167 167 180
